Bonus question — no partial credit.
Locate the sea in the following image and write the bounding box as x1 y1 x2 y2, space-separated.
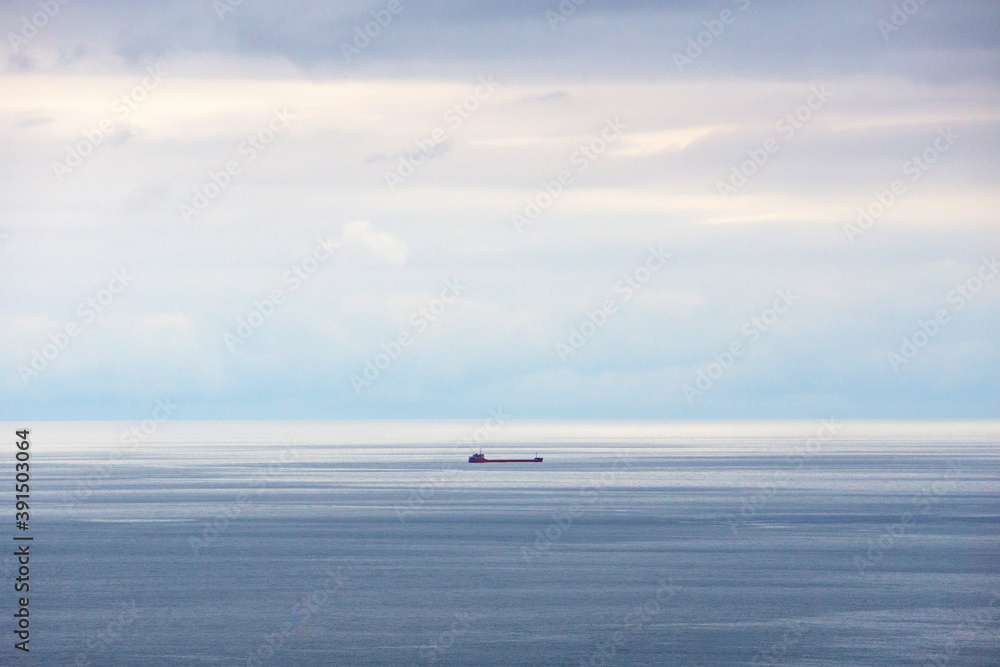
2 420 998 666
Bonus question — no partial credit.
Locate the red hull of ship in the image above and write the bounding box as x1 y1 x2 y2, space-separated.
469 458 542 463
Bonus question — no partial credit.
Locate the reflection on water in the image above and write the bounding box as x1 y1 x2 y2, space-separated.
7 420 999 665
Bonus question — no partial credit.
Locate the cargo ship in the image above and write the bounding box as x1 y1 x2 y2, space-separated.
468 449 543 463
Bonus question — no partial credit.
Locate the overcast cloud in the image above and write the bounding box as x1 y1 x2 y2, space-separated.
1 0 997 419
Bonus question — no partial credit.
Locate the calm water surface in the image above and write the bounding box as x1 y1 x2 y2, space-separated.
3 420 998 665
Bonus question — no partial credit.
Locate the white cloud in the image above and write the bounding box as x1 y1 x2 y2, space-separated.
339 220 408 265
1 2 998 418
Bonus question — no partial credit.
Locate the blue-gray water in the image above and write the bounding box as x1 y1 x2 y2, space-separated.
5 420 999 665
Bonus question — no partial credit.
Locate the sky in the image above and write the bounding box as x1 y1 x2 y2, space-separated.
0 0 997 420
